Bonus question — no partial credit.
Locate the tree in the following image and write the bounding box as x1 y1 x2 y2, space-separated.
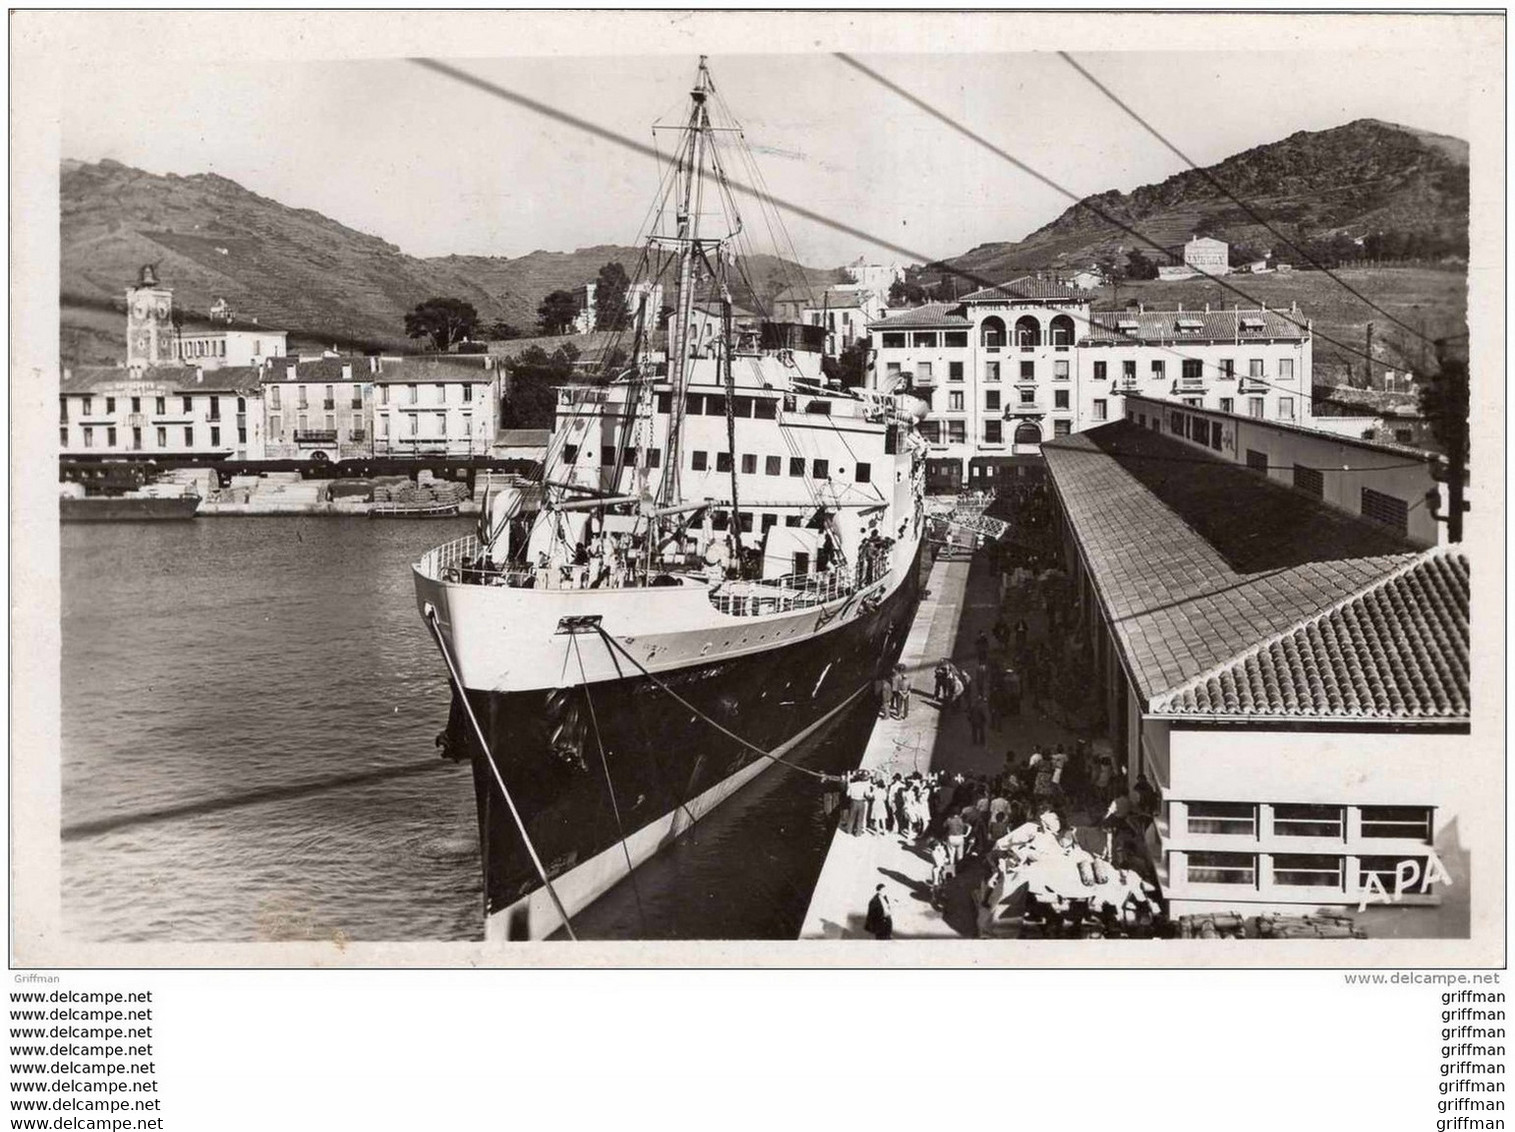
485 320 524 341
537 290 579 336
1124 250 1159 281
501 345 580 429
404 297 479 352
829 339 870 389
594 262 630 331
1418 345 1469 541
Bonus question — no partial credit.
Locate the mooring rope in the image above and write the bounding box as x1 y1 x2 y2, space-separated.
593 624 831 782
422 604 578 941
570 632 649 936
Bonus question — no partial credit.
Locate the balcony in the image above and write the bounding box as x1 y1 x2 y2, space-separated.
323 399 336 410
294 430 339 445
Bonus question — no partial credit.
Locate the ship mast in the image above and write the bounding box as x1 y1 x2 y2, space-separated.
657 58 715 511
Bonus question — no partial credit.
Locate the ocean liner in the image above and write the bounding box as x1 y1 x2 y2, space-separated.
413 59 928 940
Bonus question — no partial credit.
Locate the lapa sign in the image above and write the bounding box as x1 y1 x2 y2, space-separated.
1357 851 1453 911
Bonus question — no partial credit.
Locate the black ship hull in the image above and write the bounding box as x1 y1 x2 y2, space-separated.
443 541 925 939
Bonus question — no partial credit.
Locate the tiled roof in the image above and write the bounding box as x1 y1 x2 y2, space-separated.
259 357 368 383
869 303 971 330
1040 420 1433 713
372 356 498 384
60 364 264 394
1153 549 1469 719
1082 307 1308 344
960 276 1085 303
495 429 551 449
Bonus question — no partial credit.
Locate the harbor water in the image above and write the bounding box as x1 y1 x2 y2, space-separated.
61 517 868 942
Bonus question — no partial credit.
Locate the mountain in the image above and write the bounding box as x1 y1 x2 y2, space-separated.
929 119 1469 287
59 159 840 367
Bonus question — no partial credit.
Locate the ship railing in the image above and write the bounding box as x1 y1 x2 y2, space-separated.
709 566 855 617
417 534 536 588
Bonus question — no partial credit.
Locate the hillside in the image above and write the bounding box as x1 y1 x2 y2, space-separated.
934 118 1469 285
59 159 839 367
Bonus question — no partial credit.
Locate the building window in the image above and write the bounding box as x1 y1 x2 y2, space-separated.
854 462 871 483
1092 399 1107 421
236 427 245 445
981 362 996 382
210 426 221 447
1278 396 1295 421
1053 389 1069 410
912 332 938 348
1052 420 1071 438
182 395 193 413
1122 360 1136 382
982 420 1002 444
131 427 142 450
407 384 418 405
1360 487 1409 534
1152 360 1165 379
463 384 474 403
691 450 709 472
949 391 964 411
154 396 166 415
407 415 418 437
105 397 115 414
1360 805 1432 841
1182 359 1202 383
1053 360 1069 380
1273 803 1342 838
985 390 1000 411
107 427 117 446
435 384 446 403
789 456 805 477
812 459 829 479
716 452 732 473
270 415 281 436
947 421 966 444
1293 464 1323 498
1019 361 1034 380
1221 359 1235 379
944 331 968 348
1279 358 1294 380
741 453 757 474
917 361 933 381
1219 397 1234 413
130 397 141 414
82 427 92 448
1249 358 1265 378
1187 801 1256 837
881 332 906 349
1272 855 1342 889
1018 387 1036 405
270 387 281 410
297 386 308 410
1245 449 1268 473
155 426 167 447
209 396 221 420
1185 851 1256 886
885 362 901 380
919 421 941 445
1092 361 1106 381
1248 397 1265 418
298 413 309 432
183 426 193 446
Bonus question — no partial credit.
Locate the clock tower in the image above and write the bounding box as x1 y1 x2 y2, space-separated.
125 264 177 371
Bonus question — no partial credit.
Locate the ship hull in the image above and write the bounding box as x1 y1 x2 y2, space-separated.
60 496 200 522
445 539 924 940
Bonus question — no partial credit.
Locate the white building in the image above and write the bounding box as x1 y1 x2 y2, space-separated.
868 277 1314 491
123 266 287 372
571 282 597 335
1182 235 1230 276
260 356 375 461
370 356 502 458
842 257 904 301
801 288 885 355
1042 408 1466 927
60 364 265 460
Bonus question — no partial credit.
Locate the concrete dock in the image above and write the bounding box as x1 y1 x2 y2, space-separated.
799 548 1077 940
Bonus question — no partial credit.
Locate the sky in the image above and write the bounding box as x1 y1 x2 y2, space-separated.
62 47 1473 270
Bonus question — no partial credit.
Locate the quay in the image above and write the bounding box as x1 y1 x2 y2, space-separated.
799 543 1077 940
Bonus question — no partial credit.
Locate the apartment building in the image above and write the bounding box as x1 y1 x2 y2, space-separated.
60 365 266 460
261 357 374 460
868 277 1314 489
370 356 502 458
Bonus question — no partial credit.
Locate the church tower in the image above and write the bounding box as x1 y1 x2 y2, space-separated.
125 264 177 371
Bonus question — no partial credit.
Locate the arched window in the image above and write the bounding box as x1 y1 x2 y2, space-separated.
979 315 1007 349
1014 315 1042 348
1049 314 1076 348
1013 421 1042 447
